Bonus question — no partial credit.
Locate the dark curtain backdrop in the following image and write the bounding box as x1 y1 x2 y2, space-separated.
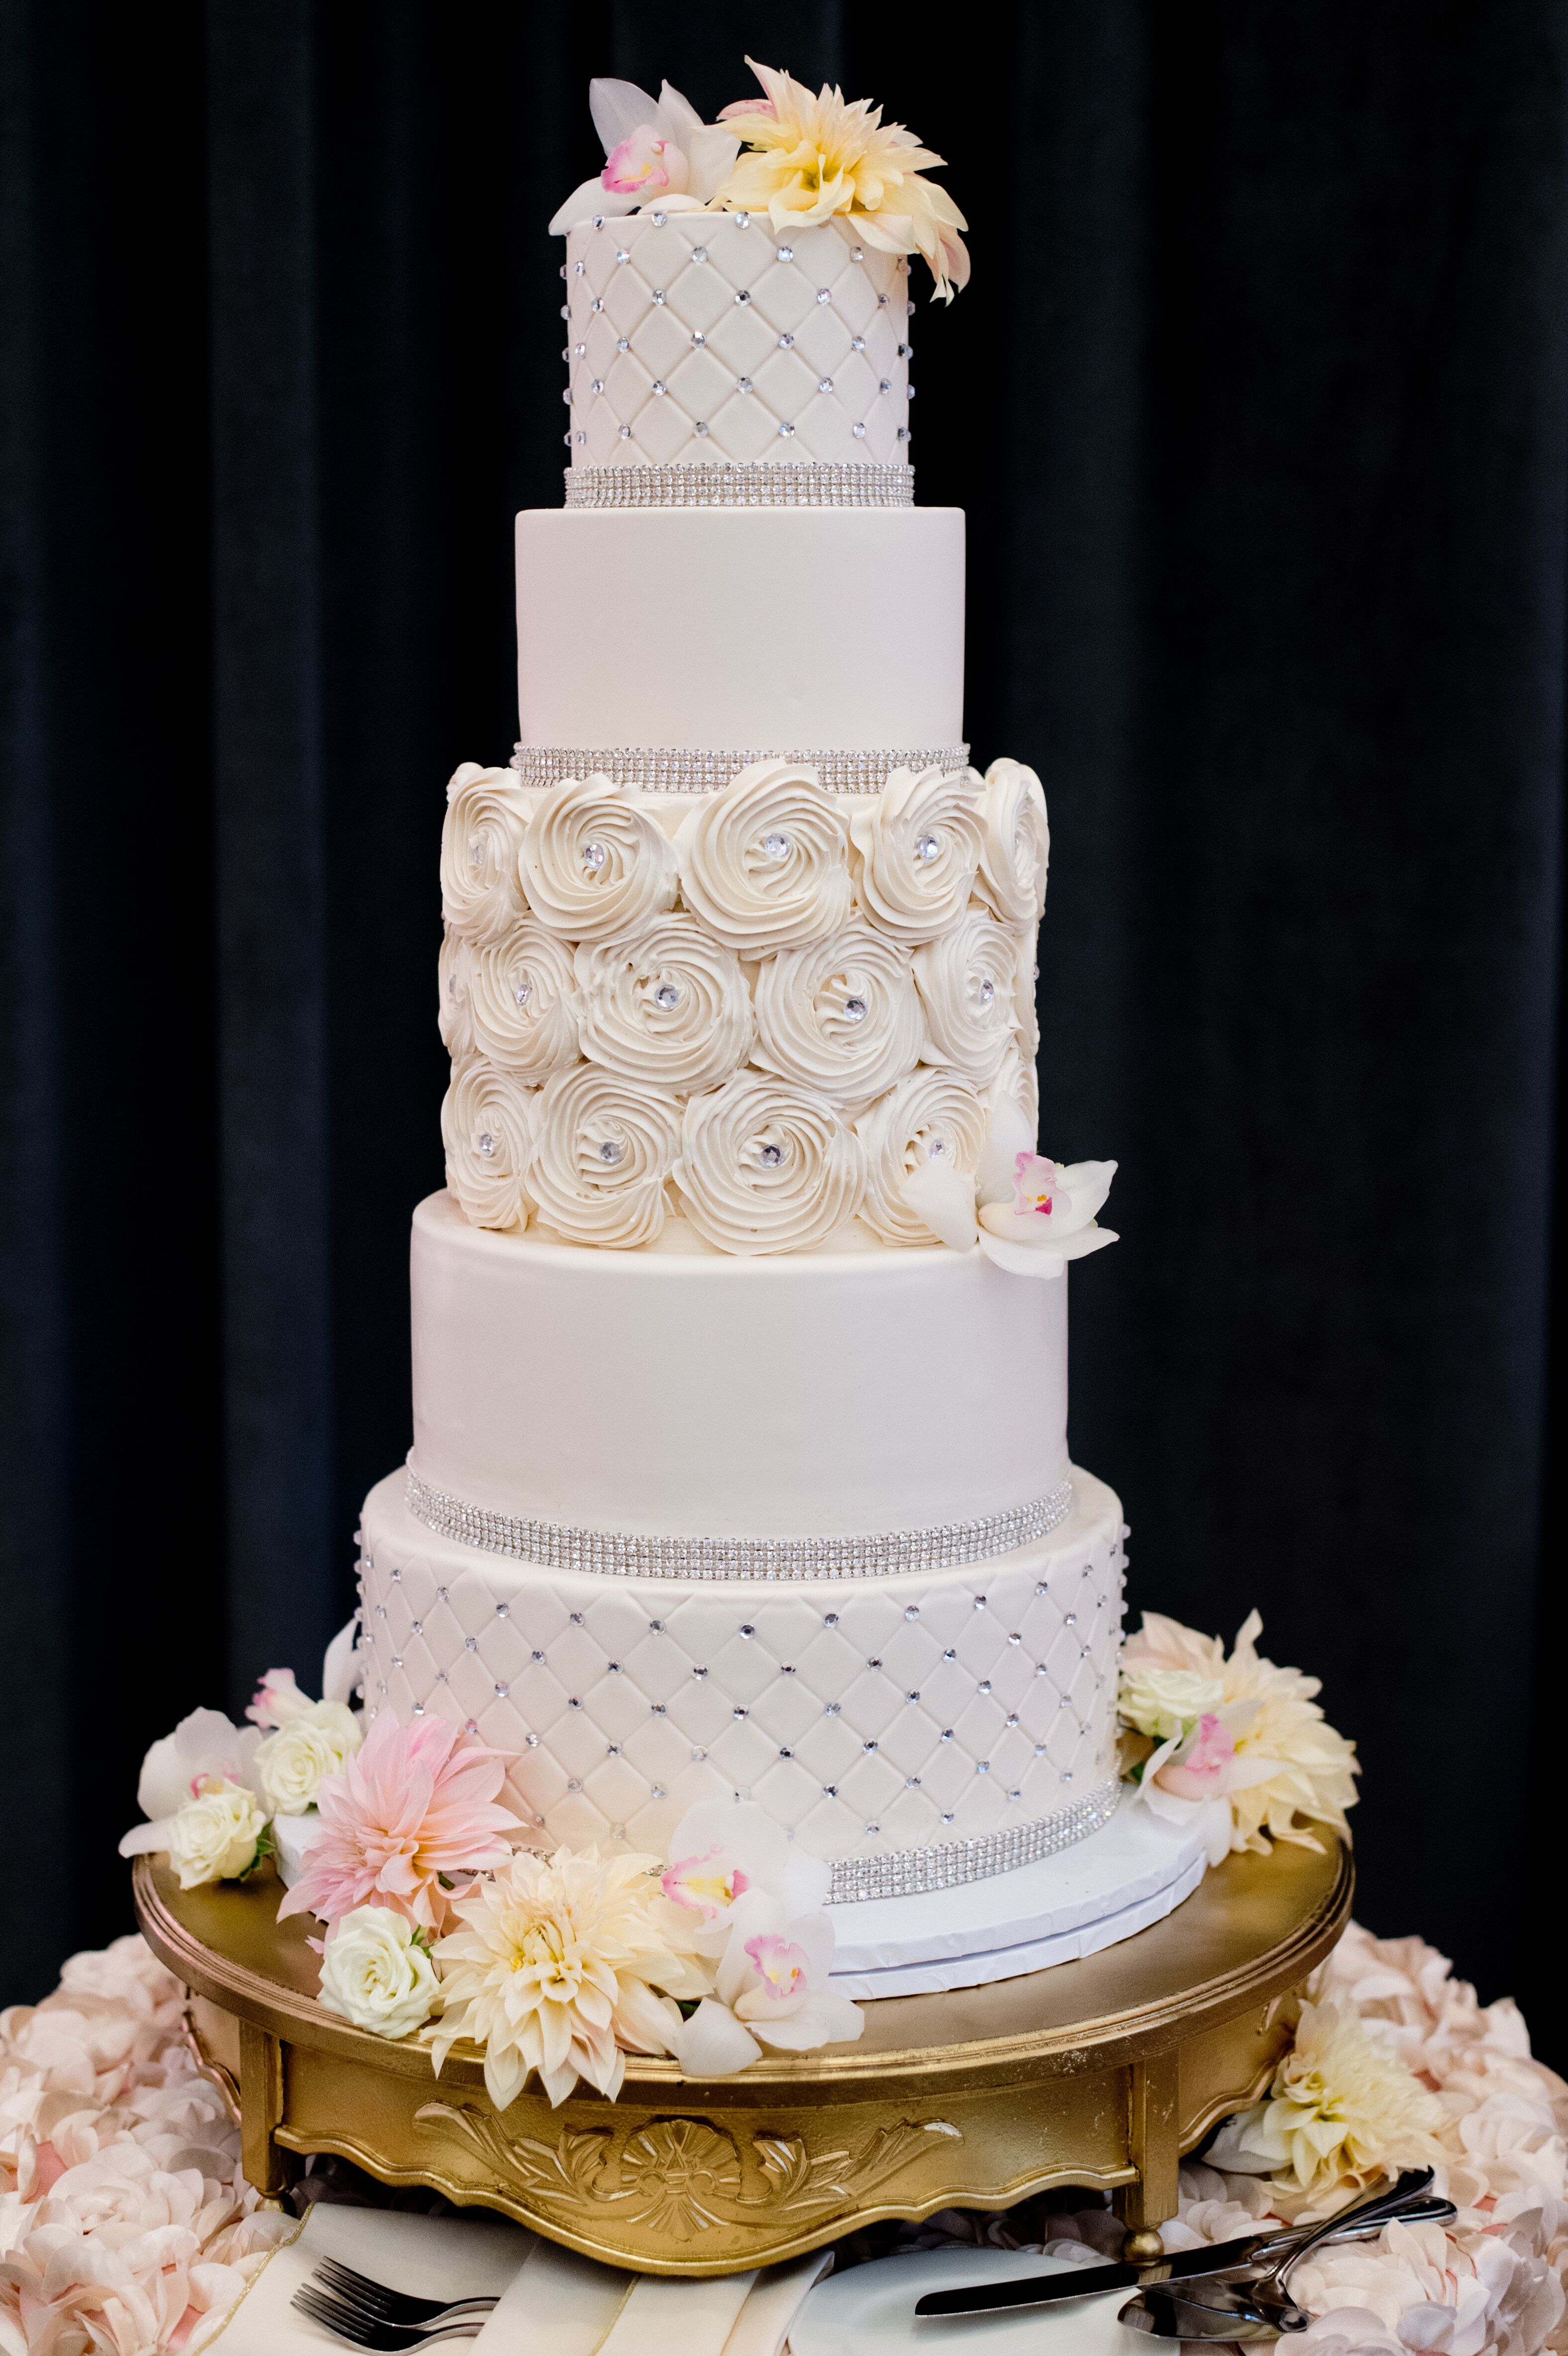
3 1 1564 2051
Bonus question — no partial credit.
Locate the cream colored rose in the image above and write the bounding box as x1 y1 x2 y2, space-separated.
318 1905 440 2041
751 923 924 1109
527 1063 681 1247
913 908 1018 1083
441 1058 537 1231
857 1069 989 1246
849 764 984 944
520 776 677 942
676 1072 865 1254
574 916 752 1093
467 921 579 1081
437 929 474 1061
988 1043 1039 1149
440 763 532 944
254 1701 363 1817
974 757 1050 925
676 761 853 955
1119 1665 1224 1741
167 1779 269 1890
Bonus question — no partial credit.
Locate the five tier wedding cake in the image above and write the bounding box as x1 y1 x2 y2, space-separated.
351 65 1145 1979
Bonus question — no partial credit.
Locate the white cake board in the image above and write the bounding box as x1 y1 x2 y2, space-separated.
826 1806 1208 1999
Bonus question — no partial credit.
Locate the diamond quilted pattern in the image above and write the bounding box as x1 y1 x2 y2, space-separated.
359 1472 1124 1871
563 215 912 471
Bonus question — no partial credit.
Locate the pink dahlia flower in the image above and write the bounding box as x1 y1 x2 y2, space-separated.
277 1710 518 1934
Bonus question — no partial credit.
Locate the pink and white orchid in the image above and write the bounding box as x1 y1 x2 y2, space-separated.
118 1708 265 1866
548 79 740 235
656 1804 862 2075
901 1087 1119 1280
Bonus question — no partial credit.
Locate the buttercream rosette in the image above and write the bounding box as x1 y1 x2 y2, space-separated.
751 922 924 1108
520 775 678 942
973 756 1050 925
857 1068 989 1246
913 906 1019 1083
849 763 984 944
676 761 853 956
437 928 474 1061
440 1057 537 1231
676 1071 865 1254
574 915 752 1093
467 920 580 1081
1006 922 1041 1063
439 762 532 944
527 1063 681 1247
988 1043 1040 1153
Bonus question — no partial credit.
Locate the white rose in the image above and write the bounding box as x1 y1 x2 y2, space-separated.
254 1701 364 1816
520 776 677 941
751 923 924 1108
440 764 532 944
676 761 853 956
676 1072 865 1255
913 908 1019 1084
438 929 474 1061
467 921 579 1080
317 1906 440 2041
973 757 1050 925
167 1779 270 1890
848 765 984 944
441 1058 537 1231
857 1069 989 1246
575 915 752 1093
527 1063 681 1247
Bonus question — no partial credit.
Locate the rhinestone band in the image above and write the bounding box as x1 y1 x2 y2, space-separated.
509 744 970 796
405 1463 1075 1581
827 1780 1121 1905
563 461 913 510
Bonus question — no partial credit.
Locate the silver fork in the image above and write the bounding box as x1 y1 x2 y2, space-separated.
290 2280 492 2348
308 2255 499 2332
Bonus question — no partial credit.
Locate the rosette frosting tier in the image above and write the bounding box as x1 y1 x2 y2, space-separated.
676 1071 865 1254
527 1064 682 1248
574 916 753 1093
675 761 854 955
751 923 925 1108
520 774 678 941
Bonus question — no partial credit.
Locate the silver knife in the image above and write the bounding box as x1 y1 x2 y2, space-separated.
912 2198 1456 2319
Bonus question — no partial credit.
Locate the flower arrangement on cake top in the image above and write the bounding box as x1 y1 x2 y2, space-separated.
1117 1609 1360 1868
549 61 970 298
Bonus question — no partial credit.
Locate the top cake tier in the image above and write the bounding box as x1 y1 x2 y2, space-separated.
561 214 915 501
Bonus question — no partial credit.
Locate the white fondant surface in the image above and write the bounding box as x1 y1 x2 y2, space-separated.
357 1465 1124 1869
825 1808 1208 1997
515 508 964 753
409 1191 1069 1536
562 215 912 471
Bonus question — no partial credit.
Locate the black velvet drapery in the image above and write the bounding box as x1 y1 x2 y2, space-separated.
3 2 1564 2049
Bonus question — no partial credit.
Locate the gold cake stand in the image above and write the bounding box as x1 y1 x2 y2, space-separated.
133 1838 1351 2277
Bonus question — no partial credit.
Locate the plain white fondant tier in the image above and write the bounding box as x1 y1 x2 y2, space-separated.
409 1190 1069 1538
562 216 912 470
514 509 964 756
357 1466 1124 1872
827 1810 1208 1998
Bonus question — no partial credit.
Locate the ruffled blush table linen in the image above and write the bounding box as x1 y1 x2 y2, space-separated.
1 1924 1564 2356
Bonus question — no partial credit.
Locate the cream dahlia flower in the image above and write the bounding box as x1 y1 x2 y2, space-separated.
1122 1608 1359 1856
430 1846 711 2109
716 60 970 300
1207 1998 1445 2214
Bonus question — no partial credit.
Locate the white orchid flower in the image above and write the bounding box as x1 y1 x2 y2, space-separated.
548 79 740 235
900 1093 1118 1281
671 1892 864 2075
118 1706 265 1861
656 1800 829 1952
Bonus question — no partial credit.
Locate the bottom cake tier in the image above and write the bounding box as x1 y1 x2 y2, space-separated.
357 1464 1126 1901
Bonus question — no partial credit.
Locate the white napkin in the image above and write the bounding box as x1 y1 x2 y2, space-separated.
473 2239 833 2355
207 2200 536 2349
208 2198 832 2355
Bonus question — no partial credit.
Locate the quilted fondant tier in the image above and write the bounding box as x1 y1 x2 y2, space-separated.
561 214 913 471
356 1466 1125 1882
